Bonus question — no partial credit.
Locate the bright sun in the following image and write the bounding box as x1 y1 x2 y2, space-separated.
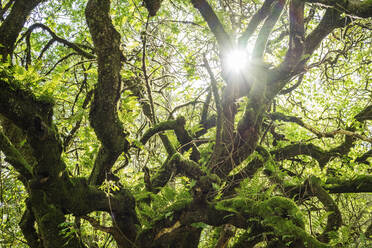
224 49 248 73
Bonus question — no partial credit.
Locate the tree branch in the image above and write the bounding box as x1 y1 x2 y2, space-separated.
278 0 305 69
268 8 348 97
238 0 276 48
0 128 32 179
81 215 115 233
140 117 185 145
355 105 372 122
252 0 286 59
279 74 304 95
150 153 205 193
271 143 331 168
0 0 44 58
85 0 129 186
304 8 347 56
303 0 372 18
200 87 212 124
203 55 223 167
355 149 372 164
124 78 176 156
20 23 95 60
173 118 201 162
324 175 372 193
308 177 342 243
190 0 232 52
0 0 15 21
19 199 41 248
0 77 66 181
269 112 372 143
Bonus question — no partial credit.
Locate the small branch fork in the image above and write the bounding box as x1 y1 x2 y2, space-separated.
20 23 95 60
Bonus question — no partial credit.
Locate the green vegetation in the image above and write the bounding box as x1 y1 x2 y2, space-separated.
0 0 371 247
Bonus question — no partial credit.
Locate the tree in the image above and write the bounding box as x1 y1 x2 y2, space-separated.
0 0 371 247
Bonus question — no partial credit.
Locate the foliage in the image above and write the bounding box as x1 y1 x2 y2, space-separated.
0 0 371 247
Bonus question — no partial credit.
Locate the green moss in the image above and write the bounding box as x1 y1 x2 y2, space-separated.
253 197 330 247
257 196 304 228
215 197 255 214
213 196 328 247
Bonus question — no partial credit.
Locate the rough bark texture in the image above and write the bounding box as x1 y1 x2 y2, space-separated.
0 0 371 247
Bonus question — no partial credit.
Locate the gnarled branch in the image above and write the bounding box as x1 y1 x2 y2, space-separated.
303 0 372 18
20 23 95 60
85 0 129 186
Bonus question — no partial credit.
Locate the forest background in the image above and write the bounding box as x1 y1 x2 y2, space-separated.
0 0 371 247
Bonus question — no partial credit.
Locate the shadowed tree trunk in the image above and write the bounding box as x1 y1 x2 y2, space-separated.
1 0 372 247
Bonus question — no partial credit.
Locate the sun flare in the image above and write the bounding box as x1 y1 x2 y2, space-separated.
224 49 249 73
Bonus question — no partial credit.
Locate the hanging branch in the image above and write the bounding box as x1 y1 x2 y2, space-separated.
279 74 304 95
142 18 156 125
203 55 223 167
38 38 56 59
44 52 78 76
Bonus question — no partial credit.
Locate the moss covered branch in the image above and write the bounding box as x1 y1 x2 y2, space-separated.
324 175 372 193
0 128 32 179
0 0 44 58
140 118 184 145
150 153 205 192
0 79 54 132
0 79 64 180
85 0 129 185
303 0 372 18
355 149 372 164
271 143 339 168
308 177 342 242
19 199 41 248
